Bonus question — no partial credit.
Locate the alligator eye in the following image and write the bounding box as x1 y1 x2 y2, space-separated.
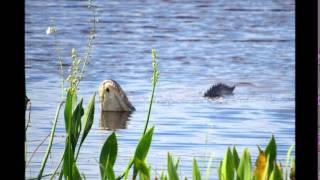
106 88 109 92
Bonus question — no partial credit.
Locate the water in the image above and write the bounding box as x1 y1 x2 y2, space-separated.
25 0 295 179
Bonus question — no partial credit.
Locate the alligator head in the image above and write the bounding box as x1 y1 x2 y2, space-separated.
204 83 235 98
99 80 135 112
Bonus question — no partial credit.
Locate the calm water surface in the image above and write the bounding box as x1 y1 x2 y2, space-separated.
26 0 295 179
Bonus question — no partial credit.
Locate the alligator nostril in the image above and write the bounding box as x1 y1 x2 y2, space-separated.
106 88 109 92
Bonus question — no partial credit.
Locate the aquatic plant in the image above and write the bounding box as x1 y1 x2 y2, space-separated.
152 136 294 180
25 0 97 178
215 135 295 180
112 49 159 180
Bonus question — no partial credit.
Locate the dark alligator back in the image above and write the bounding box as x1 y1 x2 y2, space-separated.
204 83 235 98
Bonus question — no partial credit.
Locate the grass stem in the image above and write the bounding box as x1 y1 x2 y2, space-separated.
143 48 159 135
37 101 64 179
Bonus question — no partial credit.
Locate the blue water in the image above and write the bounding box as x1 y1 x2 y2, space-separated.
25 0 295 179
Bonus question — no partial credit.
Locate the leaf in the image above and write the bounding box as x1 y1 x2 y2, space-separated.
72 162 82 180
265 135 277 177
217 160 222 179
37 102 64 179
63 138 71 179
160 171 168 180
75 93 96 160
175 157 180 171
60 143 82 180
122 158 134 180
289 159 295 180
81 172 87 180
134 126 155 161
237 148 251 180
167 153 179 180
233 146 240 170
72 88 78 111
221 147 235 180
103 164 116 180
64 88 75 132
192 158 202 180
99 132 117 180
264 156 270 180
80 92 96 146
137 160 150 180
253 150 267 180
285 144 295 180
269 162 283 180
132 126 154 180
205 153 214 180
71 98 84 151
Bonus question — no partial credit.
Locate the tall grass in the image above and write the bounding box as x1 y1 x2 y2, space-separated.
25 0 97 178
113 48 159 180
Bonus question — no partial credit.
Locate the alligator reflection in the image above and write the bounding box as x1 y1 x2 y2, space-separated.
100 111 132 130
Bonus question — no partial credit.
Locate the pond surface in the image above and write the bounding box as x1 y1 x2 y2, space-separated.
25 0 295 179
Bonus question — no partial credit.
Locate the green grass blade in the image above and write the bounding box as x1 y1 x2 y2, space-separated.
37 101 64 180
289 159 295 180
62 135 82 180
132 126 154 180
134 126 155 161
175 157 180 171
205 153 214 180
262 155 270 180
26 173 53 180
143 48 159 135
63 137 73 179
99 132 117 180
233 146 240 170
160 171 167 180
135 159 150 179
237 148 251 180
58 168 63 180
71 98 84 151
265 135 277 177
50 152 64 180
76 92 96 160
64 88 75 132
269 162 283 180
221 147 235 180
72 88 78 111
192 158 201 180
167 153 179 180
217 160 222 179
103 164 116 180
120 158 134 180
285 144 294 180
81 172 87 180
72 162 82 180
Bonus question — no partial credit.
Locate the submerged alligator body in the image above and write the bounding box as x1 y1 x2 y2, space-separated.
99 80 135 112
204 83 235 98
98 80 236 112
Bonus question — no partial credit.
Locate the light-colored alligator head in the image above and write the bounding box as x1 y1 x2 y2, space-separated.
99 80 135 112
